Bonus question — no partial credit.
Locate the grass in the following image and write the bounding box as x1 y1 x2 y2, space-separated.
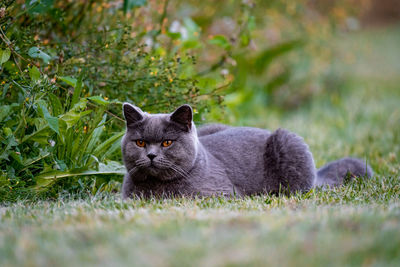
1 26 400 266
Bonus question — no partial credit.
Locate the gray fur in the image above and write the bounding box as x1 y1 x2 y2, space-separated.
197 124 231 137
316 157 373 187
121 103 373 199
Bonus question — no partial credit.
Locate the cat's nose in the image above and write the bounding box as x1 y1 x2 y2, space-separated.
147 153 157 161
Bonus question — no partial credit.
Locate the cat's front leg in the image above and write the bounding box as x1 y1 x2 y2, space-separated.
122 173 135 199
263 128 316 194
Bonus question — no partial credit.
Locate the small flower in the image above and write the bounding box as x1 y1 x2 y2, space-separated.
151 56 155 61
220 69 229 76
104 97 109 100
25 97 29 102
105 44 109 48
169 78 173 82
1 81 5 85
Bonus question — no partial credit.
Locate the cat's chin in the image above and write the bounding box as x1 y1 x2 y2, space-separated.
134 166 183 182
152 171 182 182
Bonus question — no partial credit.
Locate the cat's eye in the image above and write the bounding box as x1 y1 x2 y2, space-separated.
162 140 173 147
136 140 146 147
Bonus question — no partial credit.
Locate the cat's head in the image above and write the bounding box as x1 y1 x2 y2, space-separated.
121 103 198 182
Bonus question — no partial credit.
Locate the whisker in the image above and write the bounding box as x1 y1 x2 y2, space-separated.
135 159 148 167
153 158 190 180
169 165 190 180
128 166 138 176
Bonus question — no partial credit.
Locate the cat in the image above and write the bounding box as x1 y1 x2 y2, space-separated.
121 103 373 199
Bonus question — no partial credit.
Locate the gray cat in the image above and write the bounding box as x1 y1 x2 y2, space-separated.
121 103 373 199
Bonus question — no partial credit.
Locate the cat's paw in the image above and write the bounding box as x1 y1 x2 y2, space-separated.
263 128 316 194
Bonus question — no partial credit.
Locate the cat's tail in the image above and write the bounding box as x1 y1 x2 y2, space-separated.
315 157 373 187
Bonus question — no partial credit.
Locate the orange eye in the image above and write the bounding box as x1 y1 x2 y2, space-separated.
136 140 146 147
162 140 173 147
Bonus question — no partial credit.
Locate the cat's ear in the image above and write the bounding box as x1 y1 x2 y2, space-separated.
170 104 192 131
123 103 143 126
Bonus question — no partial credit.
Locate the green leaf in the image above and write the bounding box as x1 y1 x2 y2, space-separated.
29 66 40 82
28 47 51 64
61 110 91 129
87 114 107 153
33 163 125 189
167 31 181 40
3 127 12 136
0 105 11 122
92 131 124 159
103 134 123 159
28 0 54 15
264 70 291 94
40 104 59 134
0 134 18 161
254 39 303 74
48 93 63 116
60 98 91 129
71 76 83 107
87 96 109 106
183 17 200 37
9 151 23 165
70 98 87 111
123 0 147 13
21 125 52 144
58 76 77 87
208 35 231 50
22 152 50 168
240 34 250 47
45 116 59 134
182 40 201 49
98 160 126 173
0 48 11 65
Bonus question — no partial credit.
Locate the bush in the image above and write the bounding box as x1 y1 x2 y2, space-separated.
0 0 229 200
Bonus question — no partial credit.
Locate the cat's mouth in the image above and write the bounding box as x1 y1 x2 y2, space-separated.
144 161 170 175
131 158 186 181
147 164 160 175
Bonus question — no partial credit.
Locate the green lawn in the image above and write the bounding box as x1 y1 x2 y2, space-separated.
1 27 400 266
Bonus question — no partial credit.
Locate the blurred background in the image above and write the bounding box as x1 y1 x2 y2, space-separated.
1 0 399 199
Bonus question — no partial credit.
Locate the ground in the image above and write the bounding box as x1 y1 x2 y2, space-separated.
1 26 399 266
